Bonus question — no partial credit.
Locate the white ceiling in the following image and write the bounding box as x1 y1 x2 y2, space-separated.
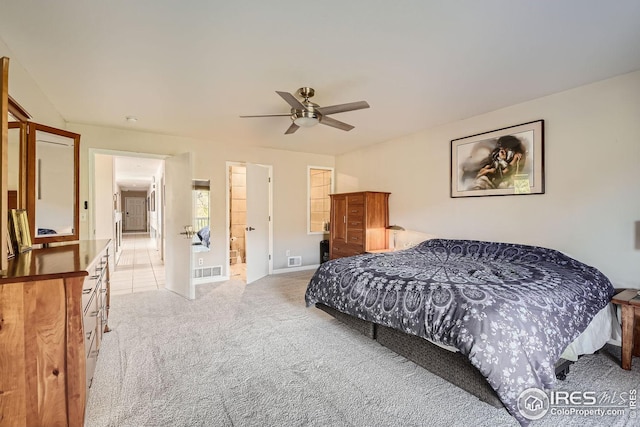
1 1 639 156
114 156 163 191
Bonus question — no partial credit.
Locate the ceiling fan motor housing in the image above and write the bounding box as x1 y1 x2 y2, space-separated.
297 87 315 100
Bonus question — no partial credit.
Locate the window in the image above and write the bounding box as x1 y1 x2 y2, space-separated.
307 166 334 234
193 179 210 250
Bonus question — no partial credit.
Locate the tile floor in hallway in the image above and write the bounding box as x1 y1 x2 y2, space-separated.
110 232 165 295
110 233 249 295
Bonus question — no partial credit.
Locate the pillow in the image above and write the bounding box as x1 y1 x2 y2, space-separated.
394 230 437 250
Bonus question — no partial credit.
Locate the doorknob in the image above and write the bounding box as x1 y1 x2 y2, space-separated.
245 226 255 231
179 225 195 238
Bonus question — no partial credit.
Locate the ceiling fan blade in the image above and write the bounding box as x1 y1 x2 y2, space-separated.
276 91 306 110
319 116 354 131
284 122 300 134
239 114 291 118
316 101 369 116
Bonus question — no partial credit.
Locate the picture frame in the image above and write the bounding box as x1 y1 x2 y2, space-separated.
9 209 33 253
450 120 544 198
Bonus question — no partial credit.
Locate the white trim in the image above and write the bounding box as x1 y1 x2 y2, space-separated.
272 264 320 274
194 275 230 285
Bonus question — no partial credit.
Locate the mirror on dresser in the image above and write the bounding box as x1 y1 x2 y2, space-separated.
26 122 80 244
6 97 80 246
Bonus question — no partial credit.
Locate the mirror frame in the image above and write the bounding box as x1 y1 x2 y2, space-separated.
26 122 80 244
8 121 27 209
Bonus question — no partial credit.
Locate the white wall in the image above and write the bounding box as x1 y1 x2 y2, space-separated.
0 40 64 128
336 71 640 289
93 154 114 240
69 124 334 273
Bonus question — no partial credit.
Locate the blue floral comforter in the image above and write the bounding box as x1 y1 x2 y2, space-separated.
305 239 614 425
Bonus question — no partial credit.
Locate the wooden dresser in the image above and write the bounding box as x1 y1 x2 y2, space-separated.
0 239 111 427
329 191 390 259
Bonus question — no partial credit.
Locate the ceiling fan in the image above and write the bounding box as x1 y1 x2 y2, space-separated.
240 87 370 134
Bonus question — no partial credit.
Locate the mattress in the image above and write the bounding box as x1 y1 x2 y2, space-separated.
425 302 618 362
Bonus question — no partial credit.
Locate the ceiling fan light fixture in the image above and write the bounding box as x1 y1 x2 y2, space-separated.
293 115 319 127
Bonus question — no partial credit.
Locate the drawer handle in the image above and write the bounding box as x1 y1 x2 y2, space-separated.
89 275 100 280
89 310 99 317
89 350 99 357
100 288 107 294
86 331 92 340
82 288 92 295
351 237 359 241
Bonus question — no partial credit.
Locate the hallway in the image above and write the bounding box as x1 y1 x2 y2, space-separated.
110 233 165 295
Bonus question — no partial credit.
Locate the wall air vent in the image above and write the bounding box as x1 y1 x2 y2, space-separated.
287 256 302 267
194 265 223 279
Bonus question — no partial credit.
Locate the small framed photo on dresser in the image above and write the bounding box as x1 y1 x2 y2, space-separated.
9 209 33 253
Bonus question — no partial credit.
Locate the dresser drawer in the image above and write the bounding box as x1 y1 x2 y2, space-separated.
81 278 96 310
86 336 98 391
83 292 99 358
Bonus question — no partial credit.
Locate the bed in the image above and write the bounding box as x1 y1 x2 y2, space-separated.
305 238 616 425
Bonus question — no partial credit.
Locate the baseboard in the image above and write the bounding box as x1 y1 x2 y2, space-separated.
272 264 320 274
194 275 230 285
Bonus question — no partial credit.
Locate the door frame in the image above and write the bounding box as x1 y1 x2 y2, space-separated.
225 161 273 280
88 148 166 262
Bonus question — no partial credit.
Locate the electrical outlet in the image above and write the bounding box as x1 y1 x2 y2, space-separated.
286 250 290 257
198 258 203 266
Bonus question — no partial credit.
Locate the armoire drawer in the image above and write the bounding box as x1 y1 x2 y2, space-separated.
332 243 364 258
347 194 365 205
346 230 364 245
347 219 363 228
347 205 365 218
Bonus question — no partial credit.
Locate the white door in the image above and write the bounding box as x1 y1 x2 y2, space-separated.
124 197 146 231
245 163 271 284
164 153 195 299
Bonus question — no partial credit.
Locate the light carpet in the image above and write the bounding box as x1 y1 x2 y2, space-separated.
85 271 639 427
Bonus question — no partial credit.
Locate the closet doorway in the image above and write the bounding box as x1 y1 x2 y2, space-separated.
228 164 247 280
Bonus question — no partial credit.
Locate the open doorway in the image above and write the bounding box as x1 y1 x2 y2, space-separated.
92 152 166 295
226 162 273 284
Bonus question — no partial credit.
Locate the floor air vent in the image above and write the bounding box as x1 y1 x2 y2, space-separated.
287 256 302 267
194 265 223 279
